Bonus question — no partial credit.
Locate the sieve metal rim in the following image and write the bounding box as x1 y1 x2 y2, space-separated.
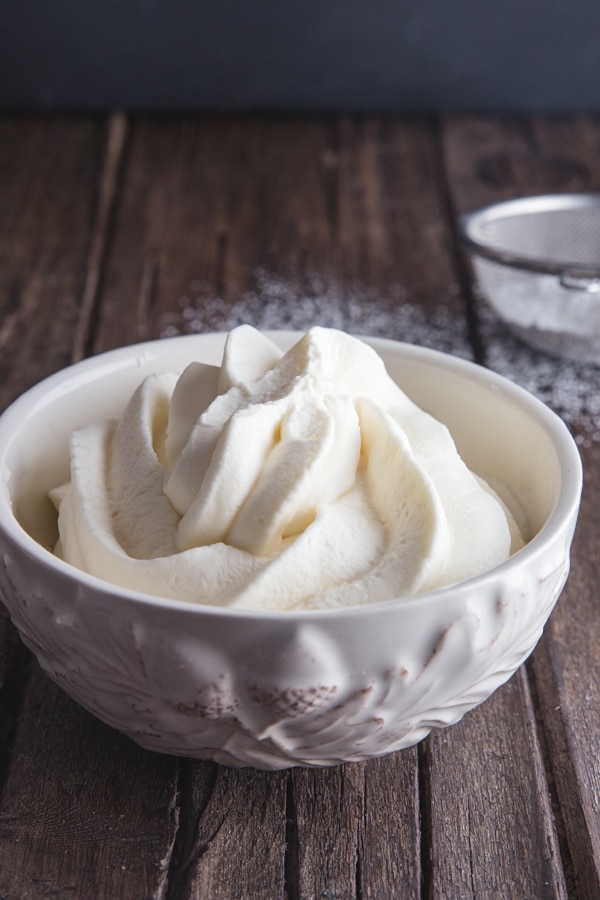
459 193 600 280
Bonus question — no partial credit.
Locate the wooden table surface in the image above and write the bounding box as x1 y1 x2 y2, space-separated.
1 114 600 899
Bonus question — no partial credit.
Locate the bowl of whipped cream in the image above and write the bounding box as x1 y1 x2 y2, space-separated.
0 327 582 768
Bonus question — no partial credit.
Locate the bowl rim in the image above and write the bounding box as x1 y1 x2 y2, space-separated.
0 332 583 622
459 192 600 278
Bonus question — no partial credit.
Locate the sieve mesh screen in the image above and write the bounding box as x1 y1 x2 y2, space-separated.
472 207 600 267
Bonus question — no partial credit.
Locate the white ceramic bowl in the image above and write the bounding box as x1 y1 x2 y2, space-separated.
0 334 582 769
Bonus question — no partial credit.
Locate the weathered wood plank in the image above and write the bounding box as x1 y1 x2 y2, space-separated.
72 112 129 362
0 117 182 899
0 605 29 772
0 114 107 816
359 753 422 900
445 115 599 204
4 113 598 899
0 672 179 900
288 754 421 900
91 116 470 356
442 113 600 897
530 461 600 899
0 118 104 400
288 764 367 899
165 761 287 899
426 671 567 898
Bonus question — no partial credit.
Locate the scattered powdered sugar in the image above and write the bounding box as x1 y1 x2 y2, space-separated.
160 268 473 358
478 299 600 446
159 268 600 445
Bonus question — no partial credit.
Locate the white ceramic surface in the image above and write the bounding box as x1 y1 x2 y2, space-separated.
0 334 583 769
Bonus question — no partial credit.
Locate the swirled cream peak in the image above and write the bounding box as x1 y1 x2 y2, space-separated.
51 326 524 610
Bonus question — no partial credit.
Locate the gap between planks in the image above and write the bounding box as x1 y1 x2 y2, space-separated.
71 111 129 363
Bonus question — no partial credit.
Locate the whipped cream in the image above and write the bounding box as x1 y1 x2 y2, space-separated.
51 326 524 610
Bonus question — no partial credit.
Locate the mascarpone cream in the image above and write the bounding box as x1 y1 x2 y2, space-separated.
50 326 524 609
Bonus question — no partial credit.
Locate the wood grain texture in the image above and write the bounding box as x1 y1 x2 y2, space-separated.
440 115 600 214
91 116 469 353
166 762 287 899
0 117 129 895
529 457 600 899
287 754 421 900
425 672 567 898
442 113 600 898
1 113 599 898
0 118 182 899
0 118 106 401
72 111 129 362
359 753 422 899
0 671 179 899
0 605 29 778
288 763 367 899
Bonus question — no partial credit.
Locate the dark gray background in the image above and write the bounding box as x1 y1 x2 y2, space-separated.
2 0 600 112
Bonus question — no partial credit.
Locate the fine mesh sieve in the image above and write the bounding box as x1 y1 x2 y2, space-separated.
459 194 600 362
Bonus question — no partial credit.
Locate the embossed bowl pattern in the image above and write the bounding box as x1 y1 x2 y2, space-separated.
0 334 582 769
